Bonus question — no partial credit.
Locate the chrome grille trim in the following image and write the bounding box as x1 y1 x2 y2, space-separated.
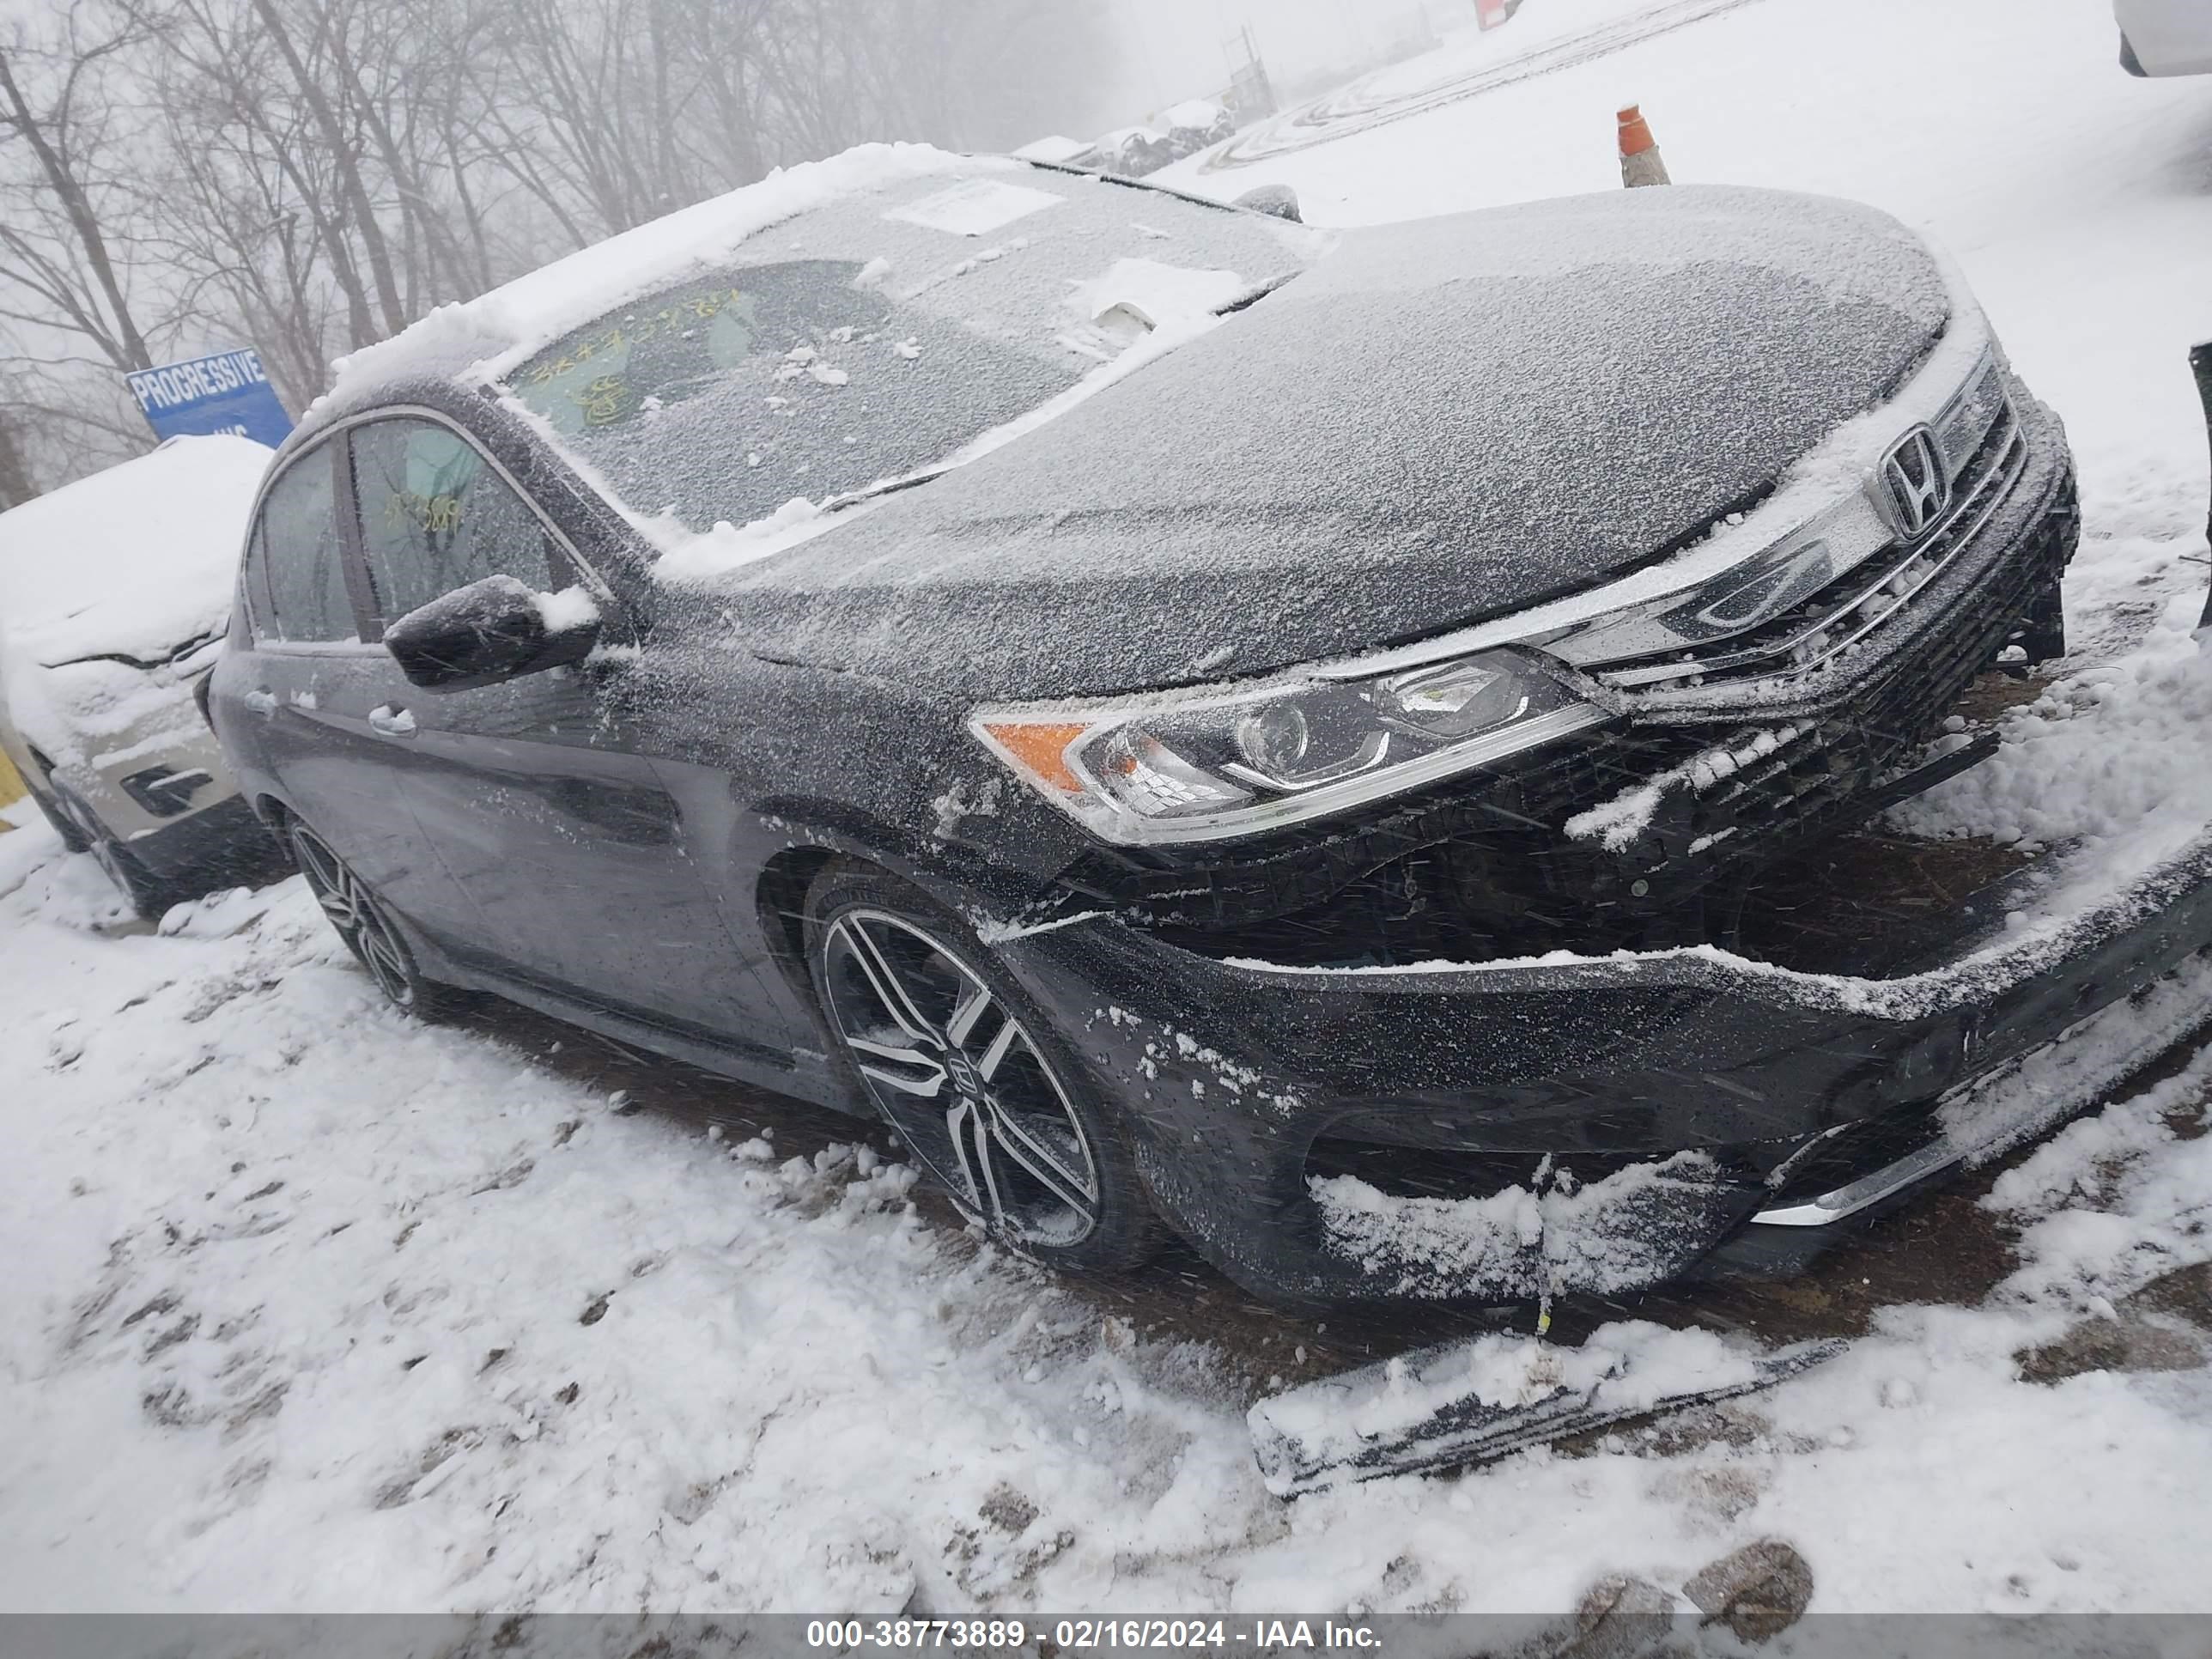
1544 350 2009 679
1588 396 2023 695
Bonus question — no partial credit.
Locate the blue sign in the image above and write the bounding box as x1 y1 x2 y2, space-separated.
125 347 294 447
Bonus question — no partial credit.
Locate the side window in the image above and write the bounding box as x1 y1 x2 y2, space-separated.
256 448 357 642
347 418 556 627
239 522 272 635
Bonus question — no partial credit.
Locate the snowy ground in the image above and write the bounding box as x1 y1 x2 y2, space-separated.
9 0 2212 1625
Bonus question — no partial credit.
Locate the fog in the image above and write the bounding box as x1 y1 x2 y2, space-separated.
1092 0 1452 125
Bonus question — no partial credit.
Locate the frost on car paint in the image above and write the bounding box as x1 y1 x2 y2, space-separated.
720 185 1960 699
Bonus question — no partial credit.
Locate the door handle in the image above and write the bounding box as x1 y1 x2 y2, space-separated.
368 703 419 738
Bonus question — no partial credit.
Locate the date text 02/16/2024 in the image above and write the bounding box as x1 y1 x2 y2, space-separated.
803 1621 1384 1651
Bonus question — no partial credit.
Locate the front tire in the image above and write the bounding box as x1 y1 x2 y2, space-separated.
51 786 190 920
805 859 1159 1277
27 779 94 854
288 820 478 1021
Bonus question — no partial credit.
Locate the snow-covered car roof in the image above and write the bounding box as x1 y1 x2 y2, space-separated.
0 434 273 669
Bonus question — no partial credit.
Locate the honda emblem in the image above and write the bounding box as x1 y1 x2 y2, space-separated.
1878 426 1951 542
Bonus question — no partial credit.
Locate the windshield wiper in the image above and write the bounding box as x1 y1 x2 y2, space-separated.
47 627 225 673
816 465 958 516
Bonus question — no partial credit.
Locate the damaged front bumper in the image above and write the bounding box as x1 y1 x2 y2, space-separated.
998 823 2212 1306
1074 386 2079 967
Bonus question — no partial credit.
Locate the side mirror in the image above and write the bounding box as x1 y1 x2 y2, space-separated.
384 574 602 692
1233 184 1303 223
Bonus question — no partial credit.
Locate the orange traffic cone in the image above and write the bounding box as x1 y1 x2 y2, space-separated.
1618 104 1671 188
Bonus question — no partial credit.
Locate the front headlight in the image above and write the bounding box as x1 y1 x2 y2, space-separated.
970 647 1611 846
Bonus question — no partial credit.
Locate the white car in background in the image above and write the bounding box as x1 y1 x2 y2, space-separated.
0 434 277 915
2118 0 2212 75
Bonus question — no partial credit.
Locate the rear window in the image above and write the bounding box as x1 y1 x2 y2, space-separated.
499 168 1316 542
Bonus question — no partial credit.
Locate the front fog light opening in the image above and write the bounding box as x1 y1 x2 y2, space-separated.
119 764 215 818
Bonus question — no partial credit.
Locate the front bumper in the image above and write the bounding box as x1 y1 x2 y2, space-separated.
1079 388 2078 966
1004 821 2212 1304
0 662 244 854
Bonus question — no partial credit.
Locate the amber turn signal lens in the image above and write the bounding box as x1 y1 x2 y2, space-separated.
977 720 1091 793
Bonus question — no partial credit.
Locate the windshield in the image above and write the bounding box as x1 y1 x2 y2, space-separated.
507 259 1074 532
500 167 1316 539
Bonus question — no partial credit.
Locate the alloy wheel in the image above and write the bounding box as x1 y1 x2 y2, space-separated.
820 908 1100 1249
290 825 416 1007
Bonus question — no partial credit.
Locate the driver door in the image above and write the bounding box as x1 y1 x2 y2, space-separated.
344 415 763 1032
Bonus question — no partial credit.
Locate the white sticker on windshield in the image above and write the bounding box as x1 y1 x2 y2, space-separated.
885 179 1064 237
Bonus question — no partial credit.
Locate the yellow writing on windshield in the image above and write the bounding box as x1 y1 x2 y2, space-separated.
526 288 755 388
386 490 464 533
574 375 628 425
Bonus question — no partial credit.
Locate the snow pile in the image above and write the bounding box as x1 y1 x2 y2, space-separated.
1313 1171 1541 1293
0 435 266 776
1065 258 1249 332
651 496 840 582
1893 619 2212 906
3 647 229 779
1162 100 1228 135
1012 136 1090 166
530 586 603 635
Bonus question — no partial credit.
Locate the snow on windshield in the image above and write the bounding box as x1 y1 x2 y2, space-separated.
495 168 1319 556
506 260 1074 538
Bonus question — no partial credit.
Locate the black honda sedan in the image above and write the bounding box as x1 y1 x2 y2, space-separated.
211 149 2171 1308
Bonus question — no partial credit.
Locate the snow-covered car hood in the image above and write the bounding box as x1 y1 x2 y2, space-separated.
0 434 273 671
724 185 1951 700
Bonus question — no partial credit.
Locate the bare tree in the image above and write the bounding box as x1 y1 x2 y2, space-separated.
0 404 41 507
0 0 1119 497
0 2 160 373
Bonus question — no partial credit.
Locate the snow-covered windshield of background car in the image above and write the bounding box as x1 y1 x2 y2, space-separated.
501 168 1319 538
